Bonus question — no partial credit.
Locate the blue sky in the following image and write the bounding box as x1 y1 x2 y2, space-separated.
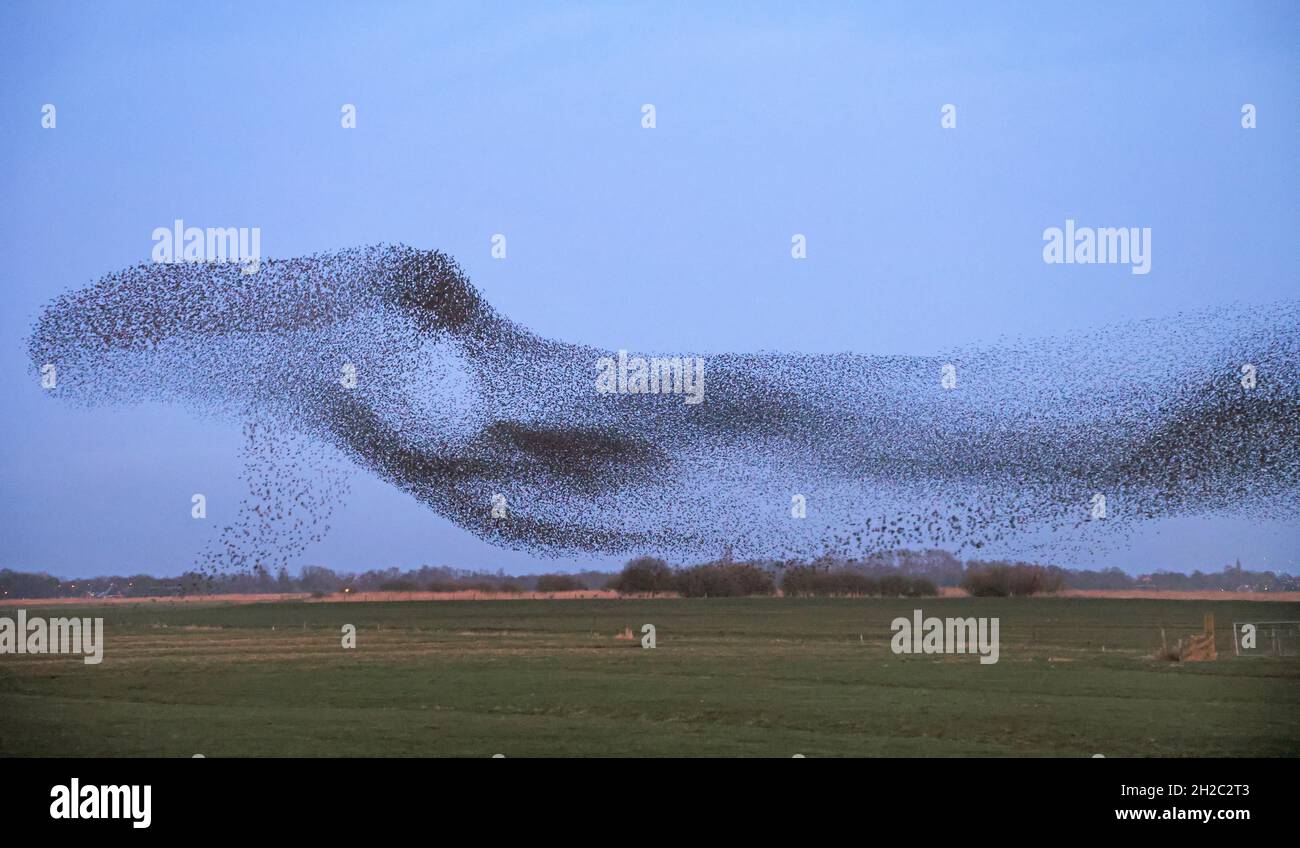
1 1 1297 577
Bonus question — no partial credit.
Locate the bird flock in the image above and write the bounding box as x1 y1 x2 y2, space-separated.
29 245 1300 575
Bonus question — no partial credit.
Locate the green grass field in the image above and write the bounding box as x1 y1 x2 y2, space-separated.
1 596 1297 757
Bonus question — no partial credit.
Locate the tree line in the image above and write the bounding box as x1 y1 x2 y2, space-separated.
0 552 1293 600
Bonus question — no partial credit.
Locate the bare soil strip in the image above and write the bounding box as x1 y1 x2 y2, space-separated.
3 588 1297 607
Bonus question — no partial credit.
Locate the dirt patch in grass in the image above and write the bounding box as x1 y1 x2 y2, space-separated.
306 590 637 602
0 593 311 607
1053 589 1300 601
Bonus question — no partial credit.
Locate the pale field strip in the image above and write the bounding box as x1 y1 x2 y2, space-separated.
4 589 1298 607
0 626 1160 672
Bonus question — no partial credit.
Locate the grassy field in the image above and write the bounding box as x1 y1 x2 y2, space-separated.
1 596 1297 757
